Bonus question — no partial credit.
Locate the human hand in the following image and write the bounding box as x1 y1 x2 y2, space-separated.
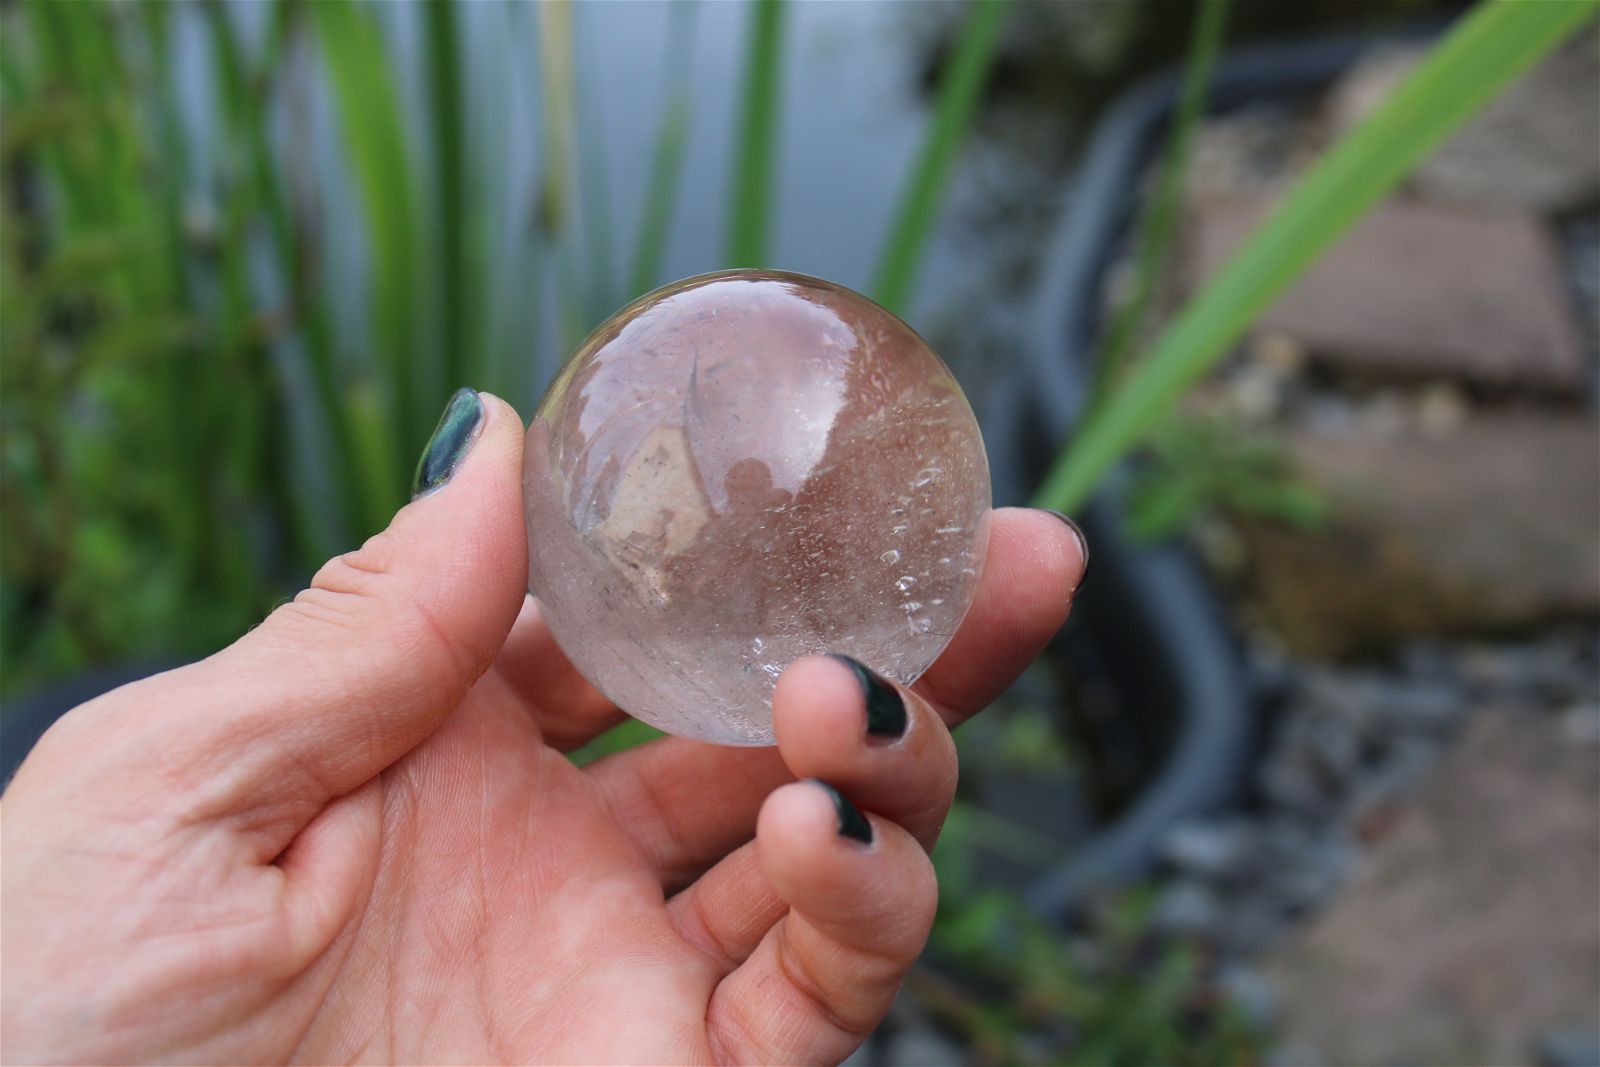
1 389 1086 1065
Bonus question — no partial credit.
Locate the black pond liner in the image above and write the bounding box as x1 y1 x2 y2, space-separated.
984 24 1445 922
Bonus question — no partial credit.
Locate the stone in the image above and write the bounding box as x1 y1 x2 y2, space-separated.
1220 965 1280 1031
1537 1029 1600 1067
1161 819 1257 880
883 1022 966 1067
1329 35 1600 214
1183 197 1588 394
1263 709 1600 1065
1186 105 1317 202
1154 879 1225 937
1234 414 1600 658
523 270 991 745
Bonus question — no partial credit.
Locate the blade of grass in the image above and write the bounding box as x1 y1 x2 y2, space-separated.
536 0 586 354
871 0 1008 316
629 1 698 299
205 0 363 550
311 0 417 514
1092 0 1229 401
1034 0 1598 514
575 6 617 328
726 0 784 267
424 0 471 392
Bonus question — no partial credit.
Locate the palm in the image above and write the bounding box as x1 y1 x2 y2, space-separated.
293 682 749 1064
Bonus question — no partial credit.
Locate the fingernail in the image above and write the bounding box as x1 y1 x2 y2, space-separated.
805 779 873 845
411 388 485 499
829 654 906 740
1040 508 1089 583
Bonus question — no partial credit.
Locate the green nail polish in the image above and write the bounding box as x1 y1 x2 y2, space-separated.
830 655 906 739
1040 508 1089 582
806 779 873 845
411 388 485 499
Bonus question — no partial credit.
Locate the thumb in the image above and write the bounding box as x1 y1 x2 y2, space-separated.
76 388 529 824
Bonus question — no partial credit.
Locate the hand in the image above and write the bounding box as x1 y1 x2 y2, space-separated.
1 391 1085 1065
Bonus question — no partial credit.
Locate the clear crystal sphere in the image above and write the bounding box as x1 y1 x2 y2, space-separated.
523 270 991 745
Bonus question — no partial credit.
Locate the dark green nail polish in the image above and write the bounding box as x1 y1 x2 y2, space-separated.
830 655 906 739
1040 508 1089 583
412 388 485 499
806 779 873 845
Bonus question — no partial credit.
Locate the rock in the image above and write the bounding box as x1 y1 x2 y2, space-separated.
1537 1028 1600 1067
1329 35 1600 214
1220 964 1280 1031
1263 709 1600 1066
1183 197 1588 394
1562 703 1600 747
882 1023 966 1067
1378 676 1467 736
1560 216 1599 361
1155 879 1225 937
1186 104 1317 201
1460 632 1599 706
1266 1041 1326 1067
1161 819 1258 880
1235 414 1600 658
1259 828 1355 917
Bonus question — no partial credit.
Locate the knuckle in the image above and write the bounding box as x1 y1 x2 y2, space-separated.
271 531 480 682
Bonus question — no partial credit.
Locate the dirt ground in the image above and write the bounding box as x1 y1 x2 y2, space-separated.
1263 706 1600 1066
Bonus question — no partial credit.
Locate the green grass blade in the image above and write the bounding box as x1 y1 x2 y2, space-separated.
425 0 471 391
629 0 698 298
576 12 617 328
1034 0 1598 514
536 0 587 354
205 0 364 548
726 0 785 267
311 0 418 512
871 0 1008 316
1093 0 1229 399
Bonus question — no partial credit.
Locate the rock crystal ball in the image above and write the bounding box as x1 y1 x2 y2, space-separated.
523 270 991 745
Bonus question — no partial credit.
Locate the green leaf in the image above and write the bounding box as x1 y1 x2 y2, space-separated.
311 0 418 511
1035 0 1599 513
424 0 473 389
629 0 698 298
725 0 785 267
871 0 1008 316
1094 0 1229 399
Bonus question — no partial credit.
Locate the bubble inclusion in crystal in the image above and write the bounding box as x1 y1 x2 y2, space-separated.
523 270 991 745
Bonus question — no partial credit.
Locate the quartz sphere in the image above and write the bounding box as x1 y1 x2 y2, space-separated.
523 270 991 745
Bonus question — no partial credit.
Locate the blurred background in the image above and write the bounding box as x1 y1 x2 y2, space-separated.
2 1 1596 1063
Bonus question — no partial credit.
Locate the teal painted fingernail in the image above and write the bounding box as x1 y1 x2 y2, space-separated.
1040 508 1089 584
412 388 485 499
805 779 873 845
829 655 906 740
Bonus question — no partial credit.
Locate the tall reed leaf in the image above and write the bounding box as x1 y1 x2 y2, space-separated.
726 0 785 267
630 0 699 298
871 0 1008 316
312 0 418 514
1094 0 1229 399
204 0 360 552
1035 0 1598 513
425 0 471 391
537 0 587 353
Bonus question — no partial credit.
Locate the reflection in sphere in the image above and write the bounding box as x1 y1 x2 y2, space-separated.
524 270 991 745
